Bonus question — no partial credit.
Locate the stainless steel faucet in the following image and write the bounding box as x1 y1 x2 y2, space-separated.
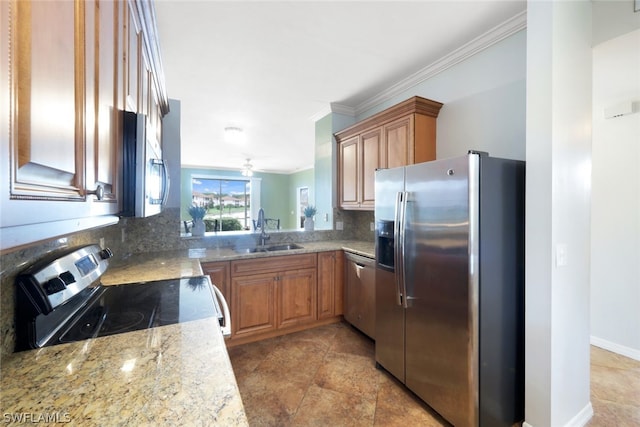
257 208 270 246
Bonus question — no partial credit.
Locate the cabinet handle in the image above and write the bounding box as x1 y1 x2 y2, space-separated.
87 185 104 200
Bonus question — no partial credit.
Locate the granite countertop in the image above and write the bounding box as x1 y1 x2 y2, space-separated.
1 240 372 425
0 318 247 426
102 240 375 285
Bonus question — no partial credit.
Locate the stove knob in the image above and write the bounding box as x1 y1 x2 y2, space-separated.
44 277 66 295
98 248 113 260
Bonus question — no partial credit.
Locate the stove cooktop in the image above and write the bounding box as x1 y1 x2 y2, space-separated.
55 276 222 345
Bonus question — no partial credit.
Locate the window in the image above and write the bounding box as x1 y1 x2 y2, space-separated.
191 177 254 231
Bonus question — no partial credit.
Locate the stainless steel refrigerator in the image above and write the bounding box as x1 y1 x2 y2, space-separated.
374 152 524 427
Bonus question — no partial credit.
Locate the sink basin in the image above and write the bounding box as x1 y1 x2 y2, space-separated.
235 244 303 254
235 247 267 254
266 244 303 251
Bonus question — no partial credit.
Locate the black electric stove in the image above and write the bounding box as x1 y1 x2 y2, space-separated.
15 245 226 351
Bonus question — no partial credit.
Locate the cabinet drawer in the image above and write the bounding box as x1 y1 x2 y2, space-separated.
231 253 317 276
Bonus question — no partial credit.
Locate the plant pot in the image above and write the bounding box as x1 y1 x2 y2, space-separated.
304 217 314 231
192 219 205 237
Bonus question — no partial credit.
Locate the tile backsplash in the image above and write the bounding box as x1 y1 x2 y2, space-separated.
0 208 373 356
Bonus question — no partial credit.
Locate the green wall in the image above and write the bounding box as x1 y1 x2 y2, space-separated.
314 114 334 230
289 168 315 229
180 167 313 231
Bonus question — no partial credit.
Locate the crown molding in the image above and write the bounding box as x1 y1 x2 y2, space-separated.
330 103 356 117
355 10 527 116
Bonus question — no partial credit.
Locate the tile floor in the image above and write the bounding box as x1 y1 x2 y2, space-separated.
227 322 640 426
588 346 640 426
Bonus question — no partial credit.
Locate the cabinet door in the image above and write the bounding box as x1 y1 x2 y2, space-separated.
317 251 344 319
232 273 276 338
201 261 231 304
6 0 85 203
338 135 360 209
277 268 317 329
88 0 120 205
124 1 140 112
360 127 382 209
383 115 414 168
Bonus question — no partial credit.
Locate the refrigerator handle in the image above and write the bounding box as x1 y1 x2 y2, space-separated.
393 192 404 306
399 191 409 309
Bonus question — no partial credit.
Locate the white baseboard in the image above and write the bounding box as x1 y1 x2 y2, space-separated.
523 402 593 427
590 335 640 361
566 403 594 427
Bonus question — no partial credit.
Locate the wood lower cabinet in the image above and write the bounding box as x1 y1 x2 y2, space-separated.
232 272 277 338
317 251 344 319
336 96 443 210
201 261 231 303
224 251 344 346
276 268 317 329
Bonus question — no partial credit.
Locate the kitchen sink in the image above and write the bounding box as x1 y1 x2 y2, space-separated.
265 244 303 251
235 243 303 254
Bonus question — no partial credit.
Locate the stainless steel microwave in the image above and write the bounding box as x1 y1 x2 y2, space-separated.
121 111 169 218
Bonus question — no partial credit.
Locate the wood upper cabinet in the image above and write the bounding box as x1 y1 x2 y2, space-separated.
317 251 345 319
89 0 120 204
337 128 381 210
336 96 443 210
0 0 168 249
4 1 86 205
361 127 382 209
338 135 359 208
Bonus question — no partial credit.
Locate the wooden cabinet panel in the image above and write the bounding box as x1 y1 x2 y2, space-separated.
361 127 381 209
383 115 414 169
277 268 317 328
225 252 345 345
335 96 443 211
124 1 140 112
339 135 359 208
0 0 168 249
232 273 276 337
232 253 316 276
317 251 345 319
201 261 231 303
9 0 84 201
89 0 119 204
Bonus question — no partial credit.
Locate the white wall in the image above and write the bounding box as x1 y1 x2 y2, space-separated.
525 1 593 426
591 29 640 359
357 30 527 162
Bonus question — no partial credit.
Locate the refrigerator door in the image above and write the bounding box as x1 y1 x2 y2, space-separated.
404 155 478 427
374 166 406 382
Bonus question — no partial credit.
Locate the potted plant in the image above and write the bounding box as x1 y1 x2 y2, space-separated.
188 205 207 236
303 205 317 231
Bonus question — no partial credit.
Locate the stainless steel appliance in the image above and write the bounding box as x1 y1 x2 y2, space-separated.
343 252 375 339
374 151 525 427
121 111 169 218
15 244 230 351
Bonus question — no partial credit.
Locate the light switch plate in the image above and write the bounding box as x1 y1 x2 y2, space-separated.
556 244 568 267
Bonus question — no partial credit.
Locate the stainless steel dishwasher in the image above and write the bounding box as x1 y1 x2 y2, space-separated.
344 252 376 339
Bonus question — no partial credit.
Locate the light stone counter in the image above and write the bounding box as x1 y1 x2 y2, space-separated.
101 239 375 285
1 240 372 426
0 318 248 426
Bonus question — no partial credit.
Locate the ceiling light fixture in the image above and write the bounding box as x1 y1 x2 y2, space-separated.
241 158 254 177
224 127 244 144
